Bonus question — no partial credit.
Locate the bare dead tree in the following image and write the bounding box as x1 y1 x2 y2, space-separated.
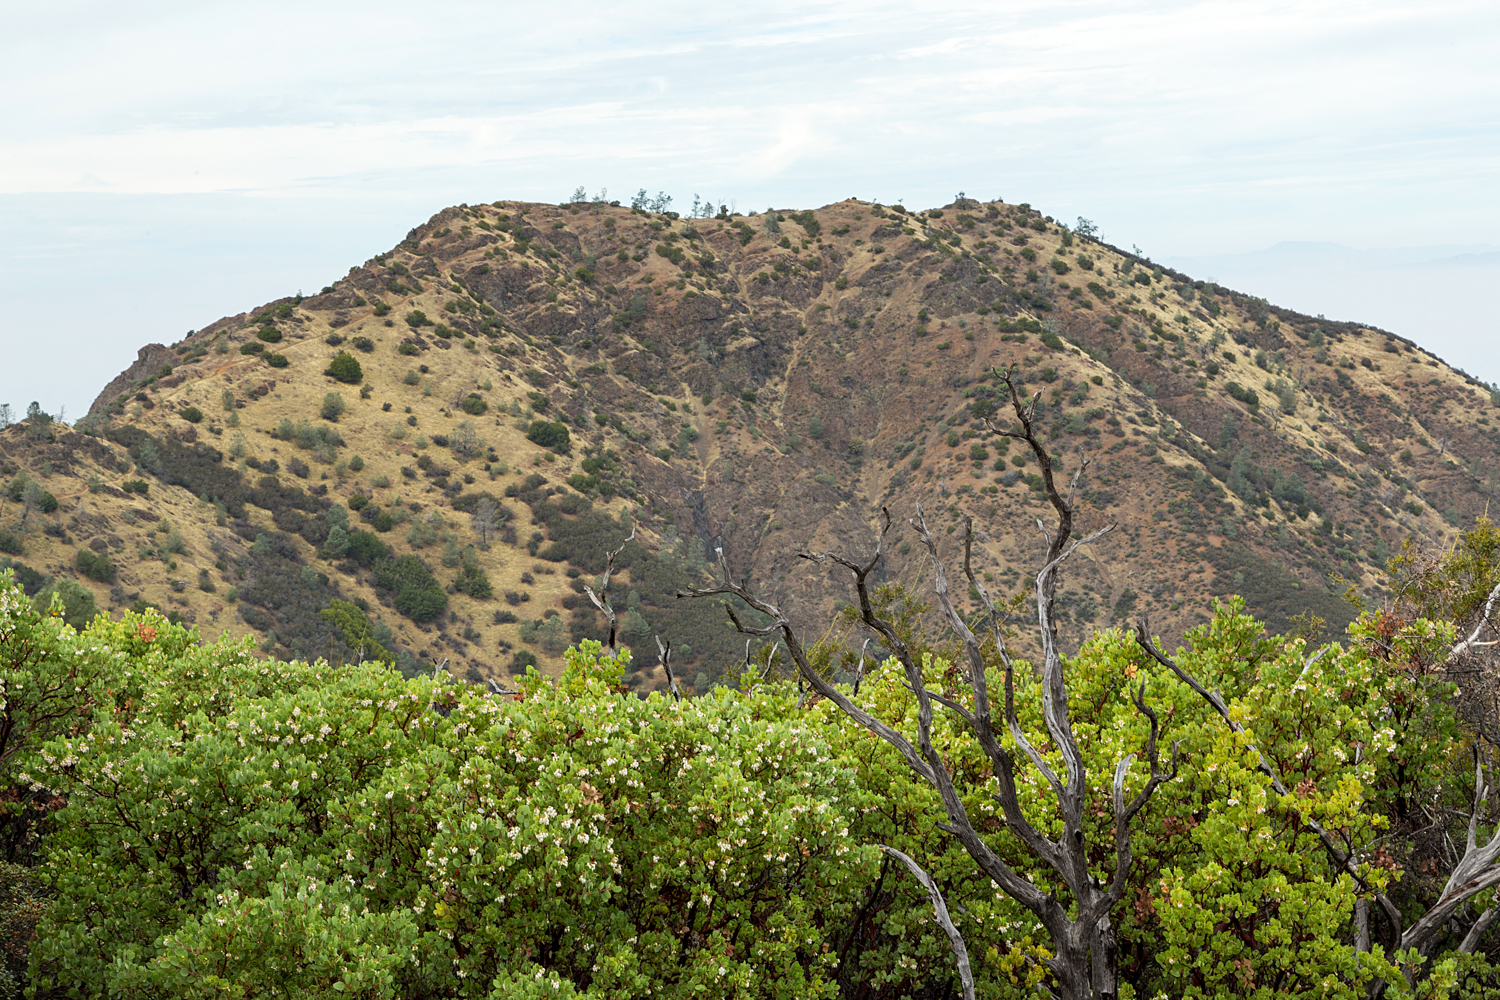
678 371 1180 1000
583 526 635 656
656 635 681 702
469 498 501 549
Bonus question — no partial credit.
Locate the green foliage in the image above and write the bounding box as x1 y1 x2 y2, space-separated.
32 576 99 629
326 351 364 384
1226 380 1261 409
526 420 571 453
265 353 289 368
321 392 346 421
319 598 395 663
75 548 115 583
372 553 448 622
179 405 203 424
344 529 387 568
459 393 488 415
256 325 283 343
452 560 493 599
2 556 1497 1000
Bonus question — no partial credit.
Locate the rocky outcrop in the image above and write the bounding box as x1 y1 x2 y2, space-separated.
88 344 178 416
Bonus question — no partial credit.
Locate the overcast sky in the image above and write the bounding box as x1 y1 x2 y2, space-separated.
4 0 1498 418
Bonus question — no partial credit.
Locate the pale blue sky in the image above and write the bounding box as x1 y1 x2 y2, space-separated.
3 0 1498 417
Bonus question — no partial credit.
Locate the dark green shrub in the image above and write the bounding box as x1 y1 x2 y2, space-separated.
122 479 149 495
510 649 538 674
372 554 447 622
240 343 264 355
36 491 57 513
405 310 432 328
179 406 203 424
1225 382 1260 409
32 577 98 629
265 353 289 368
321 393 346 422
76 549 115 583
256 326 282 343
325 352 363 384
453 562 492 599
460 393 488 415
0 530 21 555
347 494 370 511
352 336 374 353
372 510 394 532
1050 259 1070 274
372 301 391 317
526 421 571 453
344 529 386 567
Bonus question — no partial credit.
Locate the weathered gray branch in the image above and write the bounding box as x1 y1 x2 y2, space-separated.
880 845 976 1000
655 635 681 702
584 526 636 655
1445 580 1500 665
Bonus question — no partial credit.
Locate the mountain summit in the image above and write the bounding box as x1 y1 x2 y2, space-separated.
3 196 1497 690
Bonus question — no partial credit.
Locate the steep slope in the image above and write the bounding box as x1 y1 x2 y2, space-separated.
4 196 1498 691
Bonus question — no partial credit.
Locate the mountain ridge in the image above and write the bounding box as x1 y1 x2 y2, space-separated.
4 194 1498 692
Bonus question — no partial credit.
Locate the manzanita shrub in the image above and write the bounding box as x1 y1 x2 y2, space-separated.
0 569 1486 998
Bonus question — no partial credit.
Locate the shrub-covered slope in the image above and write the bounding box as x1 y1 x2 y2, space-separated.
3 196 1498 687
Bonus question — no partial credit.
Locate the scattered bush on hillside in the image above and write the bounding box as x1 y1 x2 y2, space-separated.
526 421 571 453
179 406 203 424
372 553 447 622
265 353 289 368
75 549 115 583
320 393 346 422
325 352 363 384
31 577 98 629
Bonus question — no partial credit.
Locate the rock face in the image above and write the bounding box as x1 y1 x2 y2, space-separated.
89 344 179 416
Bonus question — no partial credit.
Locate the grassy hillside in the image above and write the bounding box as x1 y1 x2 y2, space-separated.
3 195 1497 690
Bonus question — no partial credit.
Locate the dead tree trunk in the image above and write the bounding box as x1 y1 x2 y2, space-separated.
679 371 1178 1000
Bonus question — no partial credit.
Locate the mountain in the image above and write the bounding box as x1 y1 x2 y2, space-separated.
3 197 1498 693
1160 241 1500 387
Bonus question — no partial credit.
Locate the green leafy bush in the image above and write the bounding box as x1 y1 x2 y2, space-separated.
179 406 203 424
321 393 346 422
371 553 447 621
75 549 115 583
460 393 488 416
256 326 282 343
264 353 289 368
405 310 432 328
325 352 363 384
525 421 571 453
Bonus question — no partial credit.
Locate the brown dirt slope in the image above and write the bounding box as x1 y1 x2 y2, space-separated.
4 196 1497 692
